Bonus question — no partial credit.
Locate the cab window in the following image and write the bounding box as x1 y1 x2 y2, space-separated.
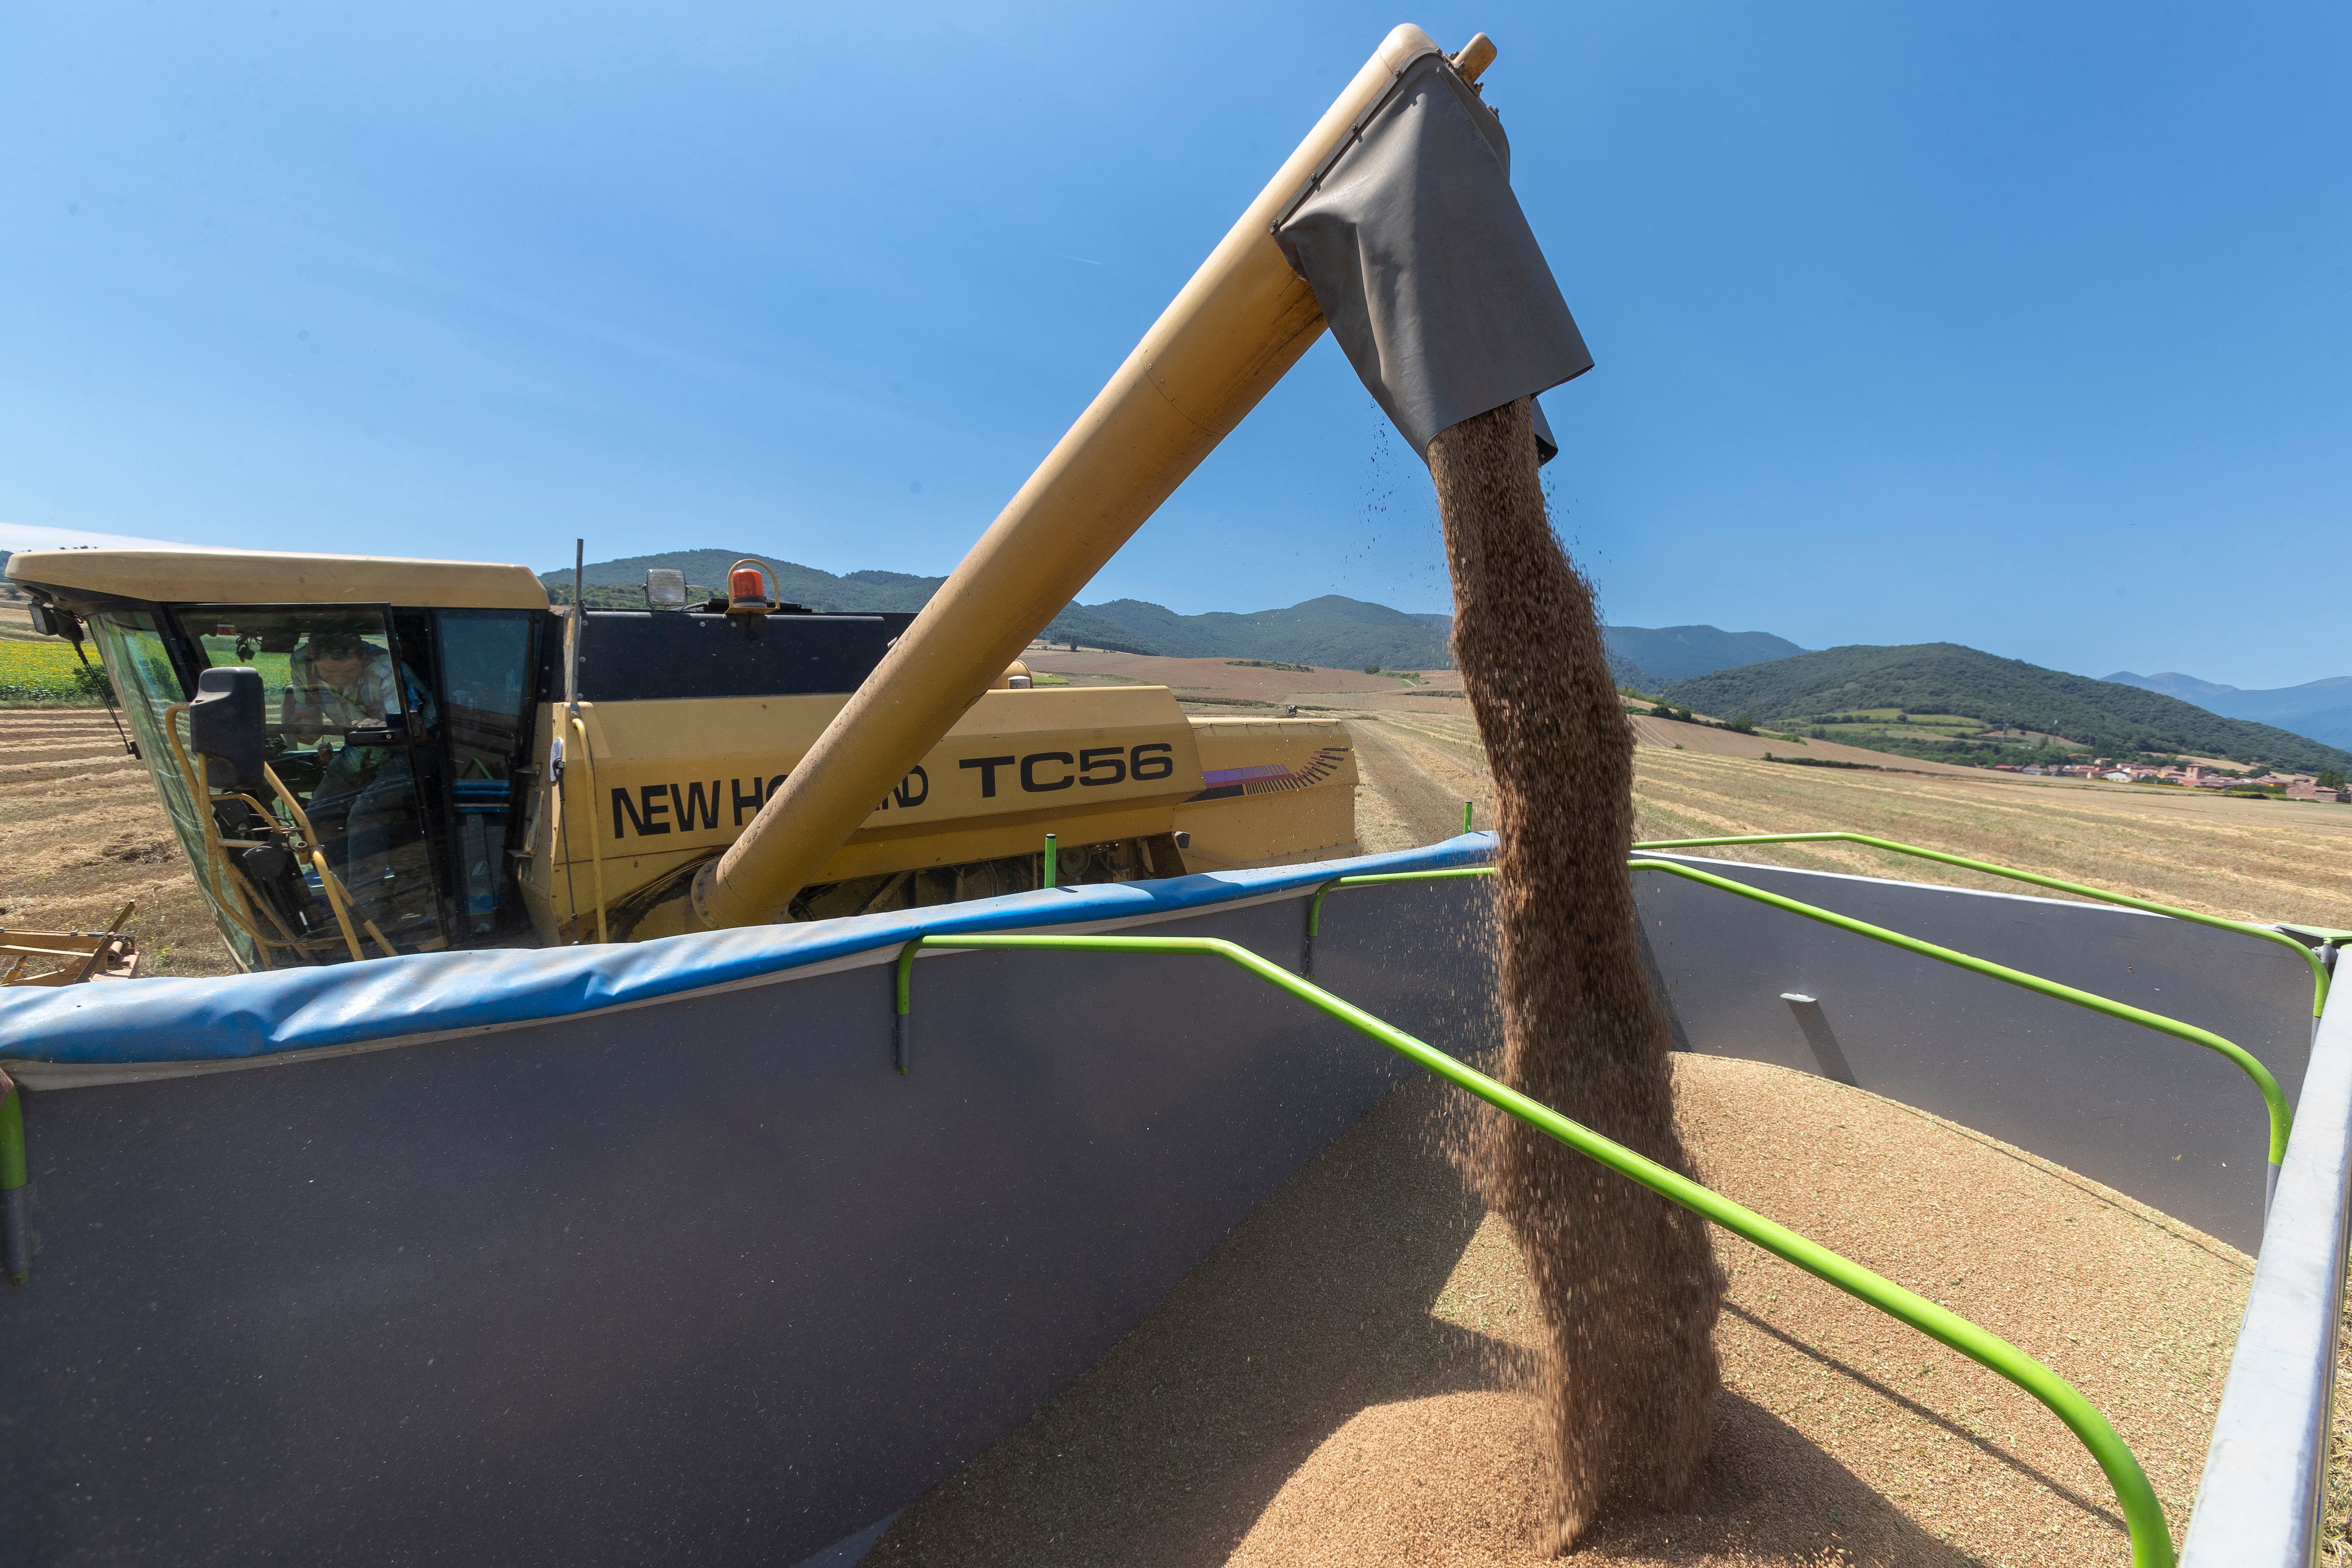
175 606 450 953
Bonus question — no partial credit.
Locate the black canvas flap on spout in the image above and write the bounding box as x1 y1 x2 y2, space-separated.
1274 51 1589 465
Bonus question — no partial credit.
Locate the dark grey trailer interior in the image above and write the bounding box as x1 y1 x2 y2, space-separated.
0 845 2334 1565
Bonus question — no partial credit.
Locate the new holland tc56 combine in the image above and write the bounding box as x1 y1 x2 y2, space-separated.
6 546 1359 965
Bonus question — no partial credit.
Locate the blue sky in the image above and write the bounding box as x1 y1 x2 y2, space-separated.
3 3 2345 688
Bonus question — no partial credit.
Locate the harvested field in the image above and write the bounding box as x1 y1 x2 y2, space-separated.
0 598 49 640
8 687 2349 974
1350 708 2352 931
1021 650 1475 716
0 708 238 977
1352 719 1491 855
1620 710 1990 775
872 1058 2289 1566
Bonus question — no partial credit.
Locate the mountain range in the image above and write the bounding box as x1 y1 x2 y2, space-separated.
17 539 2349 763
1600 624 1808 685
2103 670 2352 751
540 550 1782 679
538 552 2352 769
1666 643 2352 772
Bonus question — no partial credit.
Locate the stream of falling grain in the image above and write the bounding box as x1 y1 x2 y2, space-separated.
1429 397 1724 1550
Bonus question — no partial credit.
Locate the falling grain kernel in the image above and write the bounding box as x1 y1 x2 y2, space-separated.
1428 396 1725 1550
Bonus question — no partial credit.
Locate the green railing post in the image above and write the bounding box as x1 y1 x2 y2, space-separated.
1463 799 1474 835
1621 857 2291 1203
1 1080 28 1286
1632 832 2330 1021
1044 832 1058 890
893 931 2175 1567
1302 867 1497 978
892 939 920 1074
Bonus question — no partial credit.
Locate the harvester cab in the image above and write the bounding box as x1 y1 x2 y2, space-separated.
4 549 1361 969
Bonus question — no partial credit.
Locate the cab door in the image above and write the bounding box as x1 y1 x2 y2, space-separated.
422 607 542 942
175 605 454 954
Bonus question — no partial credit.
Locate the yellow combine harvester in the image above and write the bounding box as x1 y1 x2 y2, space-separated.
9 17 1531 970
3 549 1358 967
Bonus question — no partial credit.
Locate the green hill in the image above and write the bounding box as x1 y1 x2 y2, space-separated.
1038 595 1455 669
1602 624 1806 683
1663 643 2352 772
1605 656 1666 692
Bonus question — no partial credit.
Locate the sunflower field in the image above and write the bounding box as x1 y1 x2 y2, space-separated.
0 640 111 704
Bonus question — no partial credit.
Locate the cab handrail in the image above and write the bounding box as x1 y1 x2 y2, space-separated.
161 704 397 963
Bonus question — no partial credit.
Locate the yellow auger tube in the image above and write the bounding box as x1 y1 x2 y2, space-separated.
688 24 1462 931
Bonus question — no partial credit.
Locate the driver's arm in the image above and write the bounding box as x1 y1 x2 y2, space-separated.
283 682 324 742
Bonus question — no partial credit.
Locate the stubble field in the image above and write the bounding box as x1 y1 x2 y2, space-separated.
1349 703 2352 931
0 708 238 977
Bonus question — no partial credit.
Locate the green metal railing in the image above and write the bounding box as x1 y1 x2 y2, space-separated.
889 931 2175 1567
1 1081 28 1286
1304 868 1495 977
1302 860 2290 1200
1626 858 2290 1186
1633 833 2331 1021
1287 808 1483 975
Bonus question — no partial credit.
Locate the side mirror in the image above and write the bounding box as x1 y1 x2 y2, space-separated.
189 667 267 791
27 599 86 646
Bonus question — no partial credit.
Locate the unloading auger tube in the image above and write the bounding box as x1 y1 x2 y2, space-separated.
687 24 1488 931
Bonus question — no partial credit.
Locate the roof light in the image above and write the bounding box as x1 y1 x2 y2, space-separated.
644 569 688 610
726 559 775 616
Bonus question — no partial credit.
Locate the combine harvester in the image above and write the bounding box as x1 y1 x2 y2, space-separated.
1 25 2340 1567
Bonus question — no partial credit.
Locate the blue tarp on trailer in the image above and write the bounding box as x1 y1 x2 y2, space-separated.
0 835 1497 1067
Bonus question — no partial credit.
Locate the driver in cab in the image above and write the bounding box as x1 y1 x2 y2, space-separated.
284 629 431 740
282 630 436 928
